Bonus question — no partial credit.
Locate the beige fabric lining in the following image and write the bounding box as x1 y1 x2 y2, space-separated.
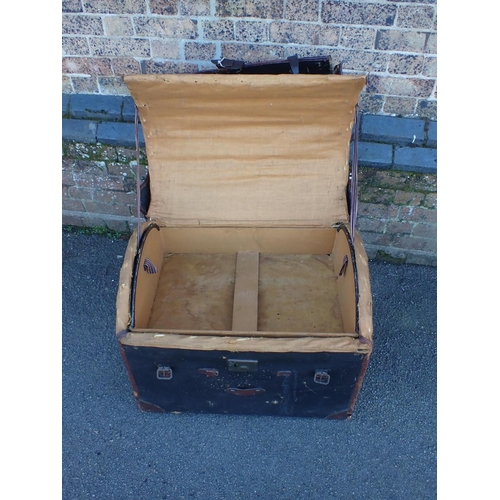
332 229 357 333
119 331 370 354
353 230 373 341
124 74 366 227
232 252 259 331
116 225 373 348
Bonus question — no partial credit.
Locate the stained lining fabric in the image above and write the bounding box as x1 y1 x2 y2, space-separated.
124 74 366 227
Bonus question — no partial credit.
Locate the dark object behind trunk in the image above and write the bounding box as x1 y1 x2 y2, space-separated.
204 55 341 75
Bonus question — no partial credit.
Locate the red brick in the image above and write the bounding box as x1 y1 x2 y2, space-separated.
83 201 131 217
63 198 86 212
94 190 137 205
65 159 108 176
407 174 437 192
359 231 395 247
393 236 436 253
358 202 400 220
400 206 436 224
393 190 425 206
62 171 75 185
62 214 84 226
62 158 76 172
359 186 395 205
411 223 436 239
423 193 437 209
359 169 409 190
115 149 147 165
386 220 414 235
357 217 387 233
73 172 123 190
106 163 131 177
68 186 95 200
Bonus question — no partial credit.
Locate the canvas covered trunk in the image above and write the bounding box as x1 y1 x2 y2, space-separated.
115 72 373 419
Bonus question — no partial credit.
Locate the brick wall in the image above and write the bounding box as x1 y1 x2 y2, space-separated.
62 1 437 265
62 0 437 119
62 94 436 266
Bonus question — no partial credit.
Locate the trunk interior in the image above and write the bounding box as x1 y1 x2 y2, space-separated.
132 226 358 337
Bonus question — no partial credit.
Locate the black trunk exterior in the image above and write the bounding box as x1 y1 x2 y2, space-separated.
121 345 365 419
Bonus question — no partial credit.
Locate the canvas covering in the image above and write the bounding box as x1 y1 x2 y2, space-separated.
124 74 366 227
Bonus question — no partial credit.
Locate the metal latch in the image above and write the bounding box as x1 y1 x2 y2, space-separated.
157 366 173 380
227 359 258 372
314 370 330 385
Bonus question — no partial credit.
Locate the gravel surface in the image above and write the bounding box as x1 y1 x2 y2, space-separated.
62 232 437 500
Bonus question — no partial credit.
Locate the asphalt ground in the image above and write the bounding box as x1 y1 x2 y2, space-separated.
62 231 437 500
